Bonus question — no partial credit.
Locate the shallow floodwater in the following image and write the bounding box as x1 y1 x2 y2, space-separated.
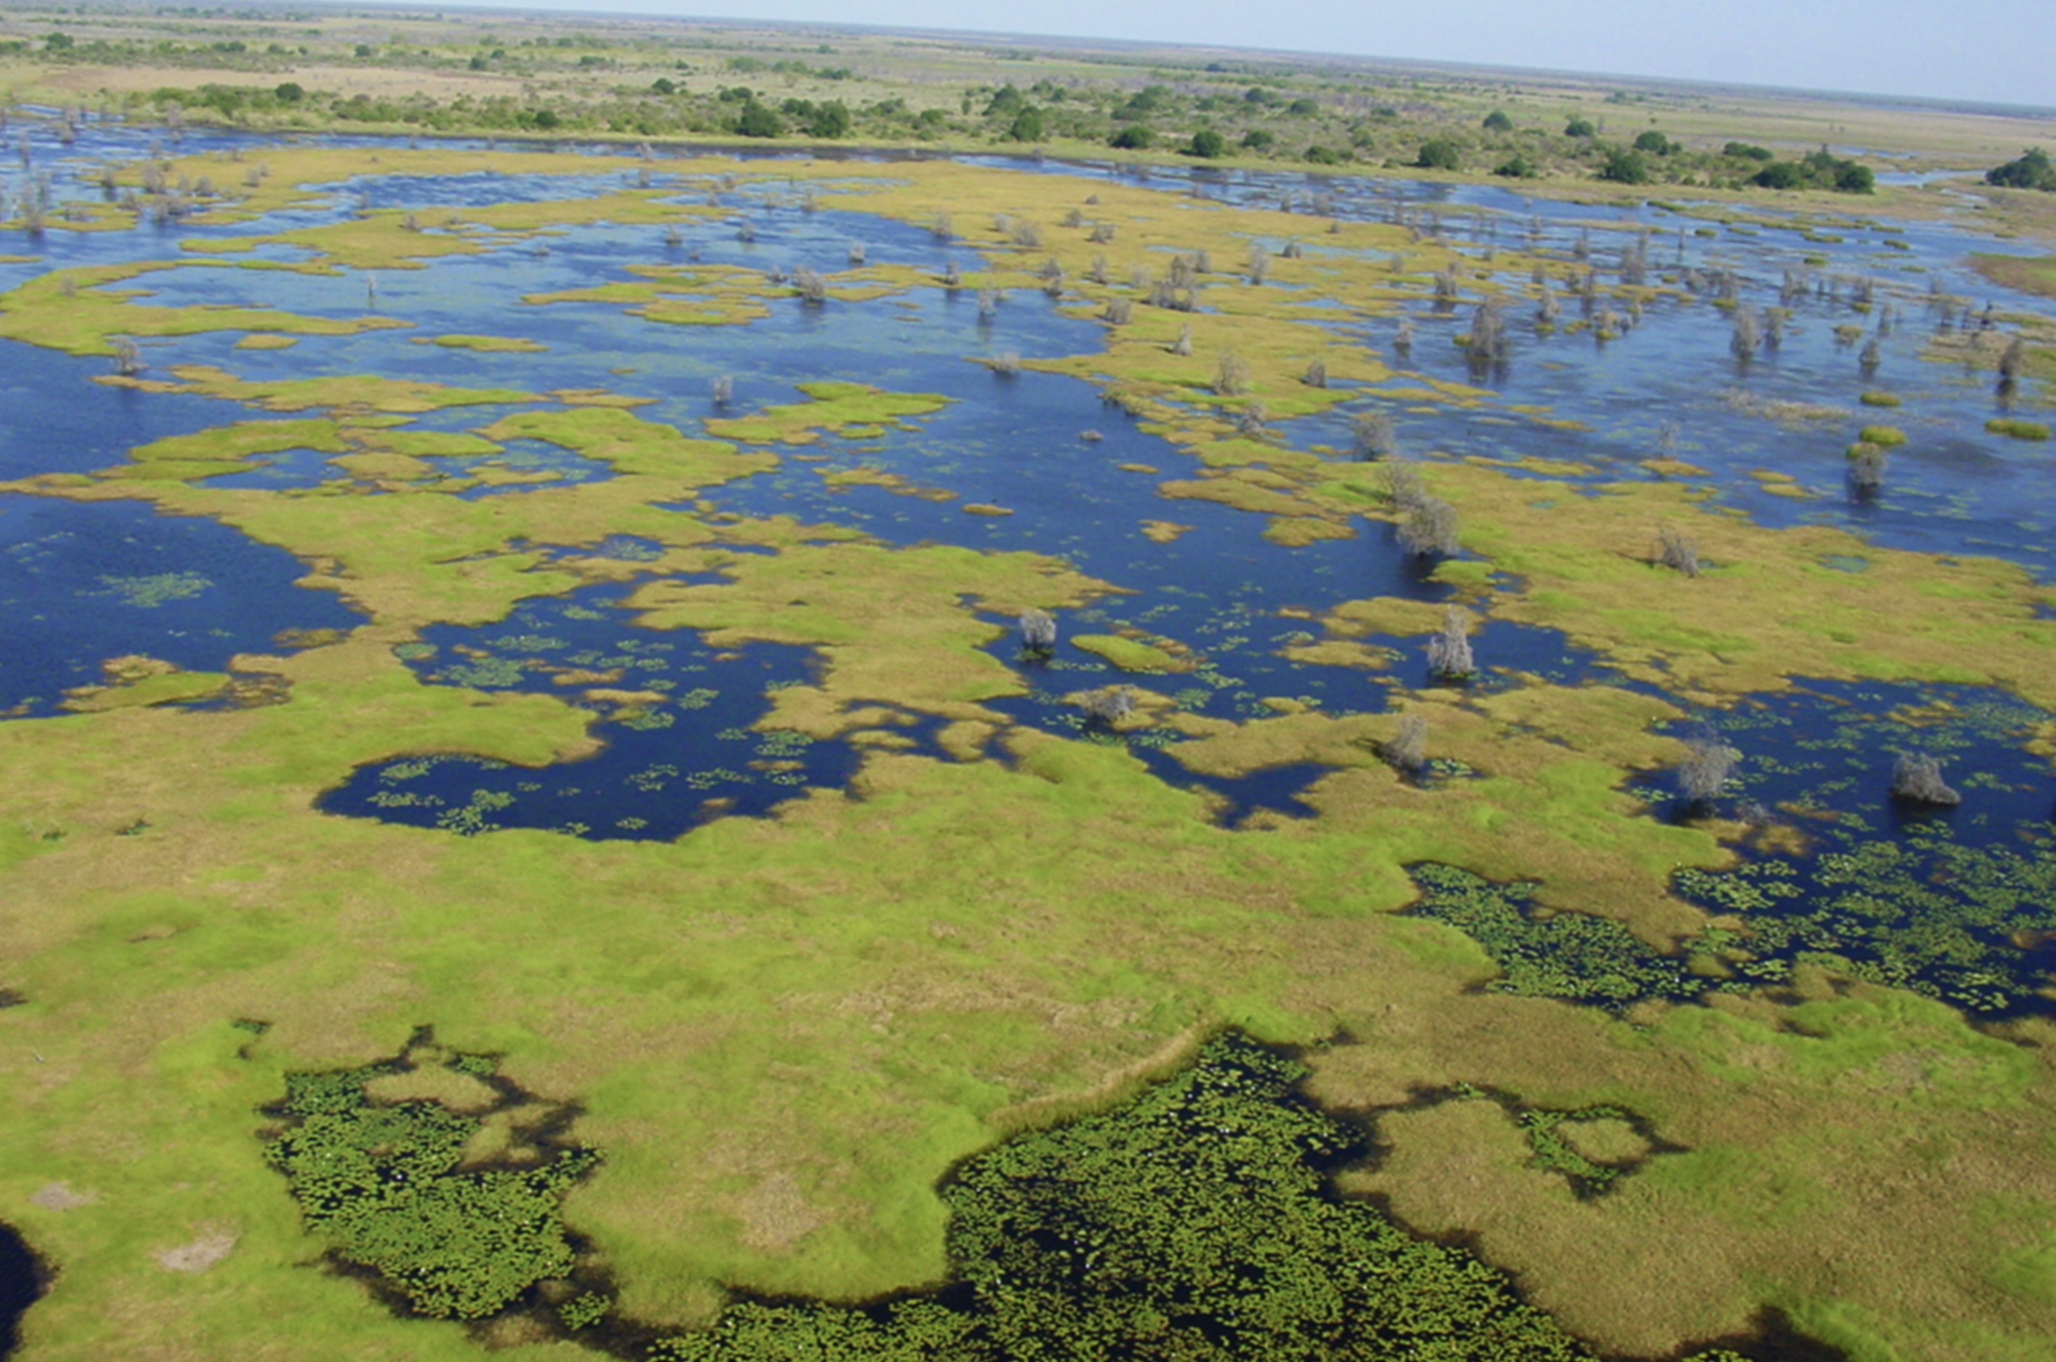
3 115 2053 1006
0 494 364 715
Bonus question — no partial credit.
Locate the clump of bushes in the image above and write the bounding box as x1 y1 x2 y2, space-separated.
1986 148 2056 191
1986 417 2050 440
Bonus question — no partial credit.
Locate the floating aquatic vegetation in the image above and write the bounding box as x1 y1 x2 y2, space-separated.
1406 863 1699 1008
263 1040 598 1322
95 570 211 607
652 1034 1604 1361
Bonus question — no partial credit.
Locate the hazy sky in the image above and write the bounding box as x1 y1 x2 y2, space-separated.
447 0 2053 108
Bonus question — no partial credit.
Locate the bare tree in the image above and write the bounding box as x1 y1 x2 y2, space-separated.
1393 317 1414 357
1998 336 2026 393
1101 297 1133 325
1432 263 1460 306
846 242 867 266
110 336 143 376
1352 410 1398 461
1303 359 1327 389
710 374 734 406
1465 301 1508 367
1676 735 1738 804
929 211 954 241
1398 496 1460 558
1730 305 1762 359
1425 608 1475 679
1213 350 1252 397
1847 442 1886 496
977 286 1000 320
1171 324 1193 357
989 351 1022 377
1891 751 1960 806
1655 524 1700 576
1019 608 1057 653
1384 712 1429 773
792 266 827 306
1078 686 1134 725
1248 243 1271 285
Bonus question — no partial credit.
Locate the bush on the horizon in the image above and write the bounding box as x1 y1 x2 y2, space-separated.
1986 148 2056 191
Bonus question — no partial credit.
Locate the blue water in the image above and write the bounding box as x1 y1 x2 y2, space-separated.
317 585 866 837
0 1220 39 1358
4 116 2053 865
0 495 365 715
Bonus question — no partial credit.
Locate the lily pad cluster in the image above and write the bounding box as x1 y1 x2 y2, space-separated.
654 1035 1599 1360
264 1049 596 1320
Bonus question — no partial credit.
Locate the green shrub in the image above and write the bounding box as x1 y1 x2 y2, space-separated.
1600 147 1651 184
1986 417 2051 440
1564 116 1596 137
733 101 781 137
1859 391 1901 407
1483 110 1513 131
1986 148 2056 191
1416 138 1462 171
1185 128 1227 158
1108 125 1152 149
1858 424 1907 447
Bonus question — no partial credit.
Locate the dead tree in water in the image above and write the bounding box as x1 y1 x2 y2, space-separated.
1425 608 1475 679
1891 751 1960 806
1398 496 1460 558
1676 734 1738 805
1078 686 1133 725
1352 411 1398 461
1018 608 1057 654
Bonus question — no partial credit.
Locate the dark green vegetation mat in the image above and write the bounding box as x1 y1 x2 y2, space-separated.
652 1036 1761 1361
265 1040 597 1322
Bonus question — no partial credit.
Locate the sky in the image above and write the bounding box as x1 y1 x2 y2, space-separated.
434 0 2054 109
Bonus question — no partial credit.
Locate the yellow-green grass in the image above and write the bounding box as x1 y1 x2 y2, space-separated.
1070 634 1190 672
702 380 951 446
1 145 2054 1362
415 334 547 353
1988 417 2051 440
0 261 410 356
1973 253 2056 299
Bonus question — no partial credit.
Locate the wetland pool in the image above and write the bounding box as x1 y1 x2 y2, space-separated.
3 116 2053 998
